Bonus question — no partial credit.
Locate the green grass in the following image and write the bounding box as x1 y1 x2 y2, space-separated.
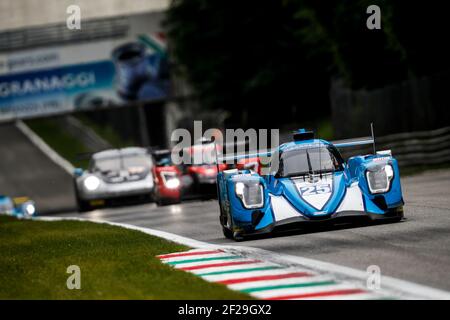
0 216 250 300
25 115 135 169
74 114 134 148
25 118 90 169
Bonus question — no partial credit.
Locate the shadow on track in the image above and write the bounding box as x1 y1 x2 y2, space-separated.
224 217 408 242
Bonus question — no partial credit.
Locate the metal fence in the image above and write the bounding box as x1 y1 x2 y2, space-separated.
330 71 450 139
338 126 450 168
0 16 129 53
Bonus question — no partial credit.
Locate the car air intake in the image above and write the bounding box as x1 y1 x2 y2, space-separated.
372 196 388 211
251 210 264 227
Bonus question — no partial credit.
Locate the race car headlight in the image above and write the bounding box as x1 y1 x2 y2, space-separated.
84 176 101 191
25 203 36 216
366 164 394 194
161 172 181 189
235 181 264 209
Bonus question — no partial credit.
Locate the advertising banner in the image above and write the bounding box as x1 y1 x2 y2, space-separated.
0 13 169 121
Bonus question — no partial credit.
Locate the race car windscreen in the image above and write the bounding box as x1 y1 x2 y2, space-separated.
92 154 153 172
276 146 343 178
123 155 153 169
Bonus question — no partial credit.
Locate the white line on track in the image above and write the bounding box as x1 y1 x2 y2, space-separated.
160 252 234 263
226 275 335 291
190 262 279 275
301 292 385 300
251 283 365 299
15 120 74 174
202 268 311 282
171 257 255 269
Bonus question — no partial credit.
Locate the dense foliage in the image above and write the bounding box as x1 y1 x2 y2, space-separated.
165 1 449 127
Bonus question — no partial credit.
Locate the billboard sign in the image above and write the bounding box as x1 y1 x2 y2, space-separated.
0 13 169 121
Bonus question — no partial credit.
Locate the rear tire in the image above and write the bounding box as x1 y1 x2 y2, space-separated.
222 226 234 239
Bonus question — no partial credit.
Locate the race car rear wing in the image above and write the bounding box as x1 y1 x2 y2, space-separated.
332 137 374 148
217 149 273 163
218 137 376 163
332 123 377 154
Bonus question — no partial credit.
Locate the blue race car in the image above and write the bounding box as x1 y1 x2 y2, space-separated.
0 195 36 218
217 129 404 240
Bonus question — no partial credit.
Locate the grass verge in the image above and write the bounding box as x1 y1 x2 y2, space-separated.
74 114 133 148
25 117 90 169
0 216 250 299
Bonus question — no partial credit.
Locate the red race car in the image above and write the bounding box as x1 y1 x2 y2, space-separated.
151 149 182 205
236 156 262 175
182 139 228 197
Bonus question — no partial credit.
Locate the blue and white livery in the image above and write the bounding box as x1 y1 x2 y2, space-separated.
0 195 36 218
217 129 404 240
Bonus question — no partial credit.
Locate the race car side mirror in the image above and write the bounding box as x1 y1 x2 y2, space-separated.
73 168 84 177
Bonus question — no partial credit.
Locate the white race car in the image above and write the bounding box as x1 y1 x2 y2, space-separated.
73 147 155 212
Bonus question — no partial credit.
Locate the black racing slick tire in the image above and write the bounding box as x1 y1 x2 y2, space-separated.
218 186 242 241
222 226 234 239
388 206 405 223
77 199 92 213
156 198 181 206
73 179 92 213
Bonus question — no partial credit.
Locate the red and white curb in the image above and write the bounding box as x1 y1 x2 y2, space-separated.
38 216 450 300
157 249 389 300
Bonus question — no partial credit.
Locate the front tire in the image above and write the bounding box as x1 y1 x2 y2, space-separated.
390 206 404 222
156 198 181 206
218 186 243 241
74 180 91 213
232 231 244 241
76 198 92 212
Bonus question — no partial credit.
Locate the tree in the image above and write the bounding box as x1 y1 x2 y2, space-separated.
164 0 449 128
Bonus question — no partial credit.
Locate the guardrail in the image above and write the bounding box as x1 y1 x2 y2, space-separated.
339 126 450 167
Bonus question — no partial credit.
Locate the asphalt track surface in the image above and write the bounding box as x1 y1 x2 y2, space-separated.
57 169 450 292
0 123 76 213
